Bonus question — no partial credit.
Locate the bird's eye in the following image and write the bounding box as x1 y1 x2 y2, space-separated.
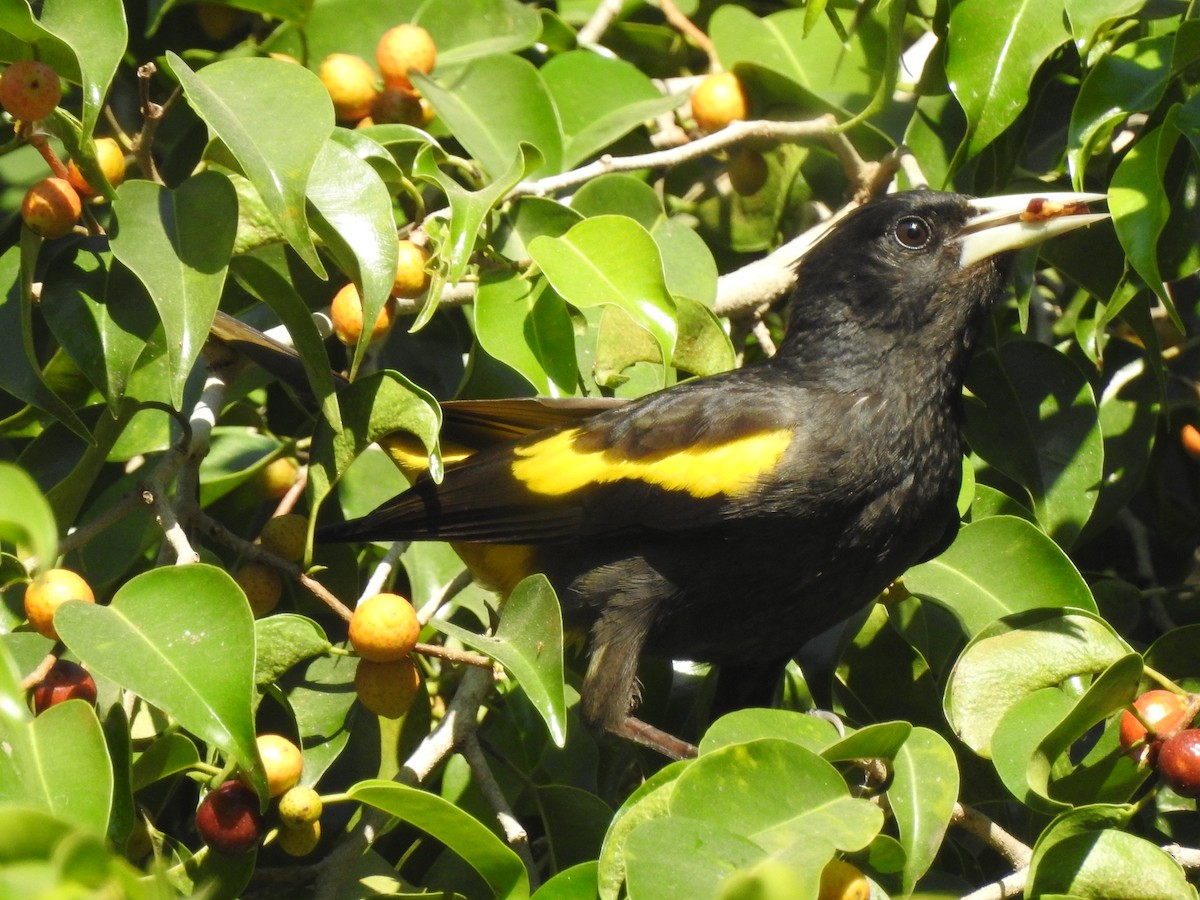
893 216 932 250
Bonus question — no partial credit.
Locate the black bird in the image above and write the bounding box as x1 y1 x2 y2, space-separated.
309 190 1106 756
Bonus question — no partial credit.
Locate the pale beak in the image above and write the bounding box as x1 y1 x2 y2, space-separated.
958 192 1109 268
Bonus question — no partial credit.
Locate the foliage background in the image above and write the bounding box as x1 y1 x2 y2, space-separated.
1 0 1199 898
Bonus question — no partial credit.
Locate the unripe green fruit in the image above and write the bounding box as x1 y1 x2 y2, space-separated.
277 785 322 828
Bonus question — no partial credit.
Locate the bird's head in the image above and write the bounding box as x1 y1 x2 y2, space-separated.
781 189 1107 370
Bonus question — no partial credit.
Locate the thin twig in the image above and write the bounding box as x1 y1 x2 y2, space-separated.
134 63 179 186
414 641 492 669
577 0 624 46
19 651 60 692
960 869 1028 900
658 0 716 68
951 803 1033 870
462 734 537 886
58 490 144 558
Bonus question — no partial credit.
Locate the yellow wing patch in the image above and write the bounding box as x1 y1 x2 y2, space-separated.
380 434 474 481
511 428 792 498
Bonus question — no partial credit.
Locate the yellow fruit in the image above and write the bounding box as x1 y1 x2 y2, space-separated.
691 71 749 133
256 733 303 797
234 562 282 617
255 456 299 500
318 53 378 121
1182 424 1200 463
21 178 82 238
260 514 308 562
728 148 768 196
392 240 430 298
330 282 396 346
0 59 61 121
277 819 321 856
817 859 870 900
24 569 95 641
277 785 322 828
355 657 422 719
371 87 424 126
376 24 436 90
67 137 127 197
348 592 421 662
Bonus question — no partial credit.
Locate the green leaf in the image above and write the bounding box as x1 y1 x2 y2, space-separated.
413 53 562 179
167 53 333 276
54 564 266 798
130 733 201 792
309 369 441 513
945 0 1072 163
254 614 331 686
821 721 912 763
306 138 399 379
699 708 841 756
412 141 544 327
38 0 126 140
1028 806 1195 899
0 461 57 571
541 51 684 169
944 608 1132 756
905 516 1096 639
414 0 542 65
597 761 688 900
963 342 1103 547
529 216 677 388
1111 110 1182 310
890 727 959 894
282 651 357 787
531 861 600 900
623 817 780 899
671 739 884 854
432 574 566 746
350 780 531 900
197 427 284 507
992 687 1078 811
474 271 579 396
109 172 237 409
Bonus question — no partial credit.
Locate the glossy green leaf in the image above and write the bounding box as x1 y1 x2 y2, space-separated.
905 516 1095 639
964 342 1102 547
1028 809 1195 899
54 564 266 797
531 861 600 900
821 721 911 763
992 688 1078 811
0 245 89 440
890 727 959 894
412 54 561 179
281 650 357 787
306 138 399 378
474 271 579 396
597 761 687 900
130 733 201 792
0 461 57 571
414 0 542 64
652 216 719 309
197 427 283 507
570 174 662 228
1065 0 1149 48
412 142 544 326
254 614 331 686
946 0 1071 162
309 369 441 513
529 216 677 387
38 0 126 140
542 51 683 169
350 780 531 899
109 173 237 408
167 53 333 276
671 739 884 853
944 608 1131 756
228 256 342 429
699 708 841 756
1110 111 1181 309
0 667 112 836
432 574 566 746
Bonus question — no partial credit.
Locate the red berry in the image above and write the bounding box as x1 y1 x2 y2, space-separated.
1119 689 1189 765
1158 728 1200 797
31 659 97 713
195 781 263 854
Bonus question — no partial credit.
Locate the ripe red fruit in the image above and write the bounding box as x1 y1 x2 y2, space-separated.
0 59 62 121
195 781 263 854
1157 728 1200 797
31 659 97 713
1119 689 1189 765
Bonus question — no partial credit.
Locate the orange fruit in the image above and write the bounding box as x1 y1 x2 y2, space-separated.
24 569 95 641
348 592 420 662
330 282 396 345
354 657 422 718
67 137 127 197
0 59 61 121
234 562 282 617
256 733 303 797
376 24 436 90
318 53 378 122
691 71 748 133
21 178 82 238
392 240 430 297
1181 424 1200 462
